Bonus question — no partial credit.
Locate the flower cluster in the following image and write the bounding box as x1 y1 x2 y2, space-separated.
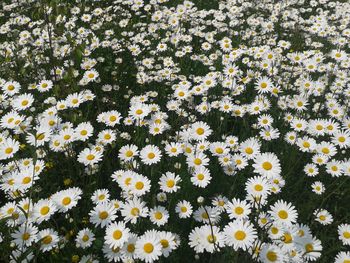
0 0 350 262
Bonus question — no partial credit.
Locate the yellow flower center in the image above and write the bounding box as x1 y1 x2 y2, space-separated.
40 206 50 215
166 179 175 188
86 154 95 160
131 207 140 216
322 148 329 154
194 158 202 165
147 152 155 159
135 182 144 190
245 147 253 154
22 176 31 184
22 233 30 241
99 211 109 220
143 243 154 253
62 197 71 206
262 161 272 170
113 230 122 240
42 235 52 245
127 244 135 252
5 147 13 154
235 207 244 215
343 231 350 239
266 251 277 262
215 148 223 154
196 128 204 135
278 210 288 219
260 82 268 89
254 184 263 191
154 211 163 220
234 230 246 241
197 174 204 180
125 150 133 157
160 239 169 248
207 234 216 243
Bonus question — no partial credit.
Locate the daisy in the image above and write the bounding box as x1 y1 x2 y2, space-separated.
210 142 229 156
193 206 220 224
232 154 248 170
102 243 123 262
257 114 273 128
159 172 181 193
259 243 286 263
253 152 281 178
77 148 103 166
11 223 38 247
130 174 151 197
12 93 34 111
59 127 76 144
140 145 162 165
239 138 261 159
91 189 110 204
76 228 95 249
191 121 212 141
165 142 183 157
245 176 271 198
338 224 350 245
2 81 21 96
52 187 82 213
269 200 298 225
149 206 169 226
135 231 162 263
158 231 178 257
84 69 99 82
297 236 322 261
33 199 57 223
89 202 117 228
191 166 211 188
334 252 350 263
122 233 138 259
326 160 343 177
129 103 151 120
332 131 350 148
75 122 93 141
311 181 325 195
304 163 319 177
0 137 19 160
37 80 53 92
105 222 130 249
38 229 59 252
255 76 272 94
175 200 193 218
26 125 52 147
187 152 210 168
118 144 139 162
193 225 225 253
101 110 122 127
226 198 251 220
66 92 84 108
120 197 149 224
223 220 257 251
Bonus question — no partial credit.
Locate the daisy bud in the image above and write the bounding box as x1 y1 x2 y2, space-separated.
197 196 204 204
